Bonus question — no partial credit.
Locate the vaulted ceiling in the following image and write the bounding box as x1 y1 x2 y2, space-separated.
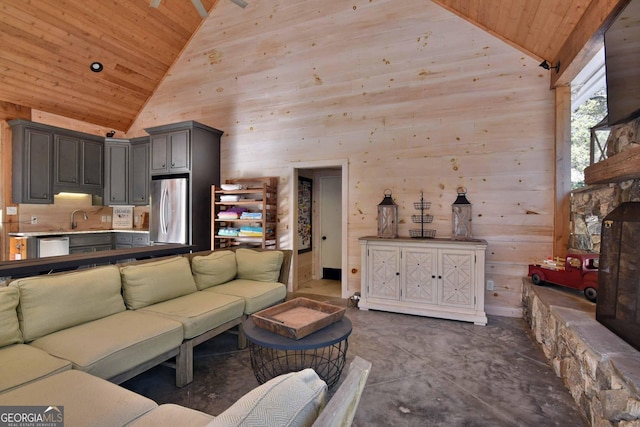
0 0 629 132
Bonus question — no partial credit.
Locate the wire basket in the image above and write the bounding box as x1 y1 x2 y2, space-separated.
413 201 431 210
411 214 433 223
410 229 436 238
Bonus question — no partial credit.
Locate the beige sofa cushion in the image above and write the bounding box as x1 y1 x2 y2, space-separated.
0 344 71 393
10 265 125 342
127 404 214 426
29 310 183 380
191 250 237 290
207 368 327 427
0 286 22 347
0 370 157 427
120 256 198 310
204 279 286 315
138 292 245 339
235 249 284 283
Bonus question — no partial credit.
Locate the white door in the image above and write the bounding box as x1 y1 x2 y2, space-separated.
320 176 341 276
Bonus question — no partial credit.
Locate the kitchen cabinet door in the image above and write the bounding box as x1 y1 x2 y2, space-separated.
54 134 80 187
104 142 129 205
11 121 54 204
82 139 104 188
129 138 149 205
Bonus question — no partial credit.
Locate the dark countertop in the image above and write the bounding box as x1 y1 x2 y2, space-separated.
0 244 195 279
9 229 149 237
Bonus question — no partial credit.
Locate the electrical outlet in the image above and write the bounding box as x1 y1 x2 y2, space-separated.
486 279 494 290
30 216 38 225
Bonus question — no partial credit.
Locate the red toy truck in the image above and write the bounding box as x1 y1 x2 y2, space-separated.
528 253 599 302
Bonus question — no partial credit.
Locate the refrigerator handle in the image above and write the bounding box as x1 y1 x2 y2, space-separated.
160 186 167 234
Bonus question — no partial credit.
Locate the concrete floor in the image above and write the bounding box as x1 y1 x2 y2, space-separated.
122 294 587 426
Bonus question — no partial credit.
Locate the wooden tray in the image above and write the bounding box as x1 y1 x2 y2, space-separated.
251 297 346 340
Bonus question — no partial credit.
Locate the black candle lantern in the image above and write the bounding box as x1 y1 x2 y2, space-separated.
452 187 472 240
377 189 398 238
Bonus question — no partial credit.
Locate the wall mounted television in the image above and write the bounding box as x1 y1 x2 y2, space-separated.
605 0 640 126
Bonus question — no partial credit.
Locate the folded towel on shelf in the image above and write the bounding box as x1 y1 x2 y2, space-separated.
220 195 241 202
220 183 245 191
240 212 263 220
217 212 239 219
240 226 263 233
238 231 263 237
218 228 240 236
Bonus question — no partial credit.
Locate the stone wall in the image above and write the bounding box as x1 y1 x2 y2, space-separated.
570 117 640 253
523 282 640 426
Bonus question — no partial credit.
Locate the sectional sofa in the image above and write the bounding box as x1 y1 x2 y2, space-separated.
0 247 291 393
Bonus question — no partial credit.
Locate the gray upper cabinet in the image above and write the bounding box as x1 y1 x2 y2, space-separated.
10 120 54 204
150 130 190 175
53 134 103 195
129 137 150 205
104 140 129 205
10 120 104 204
104 137 149 206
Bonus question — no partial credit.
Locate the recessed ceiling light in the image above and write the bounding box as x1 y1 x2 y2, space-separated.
90 62 103 72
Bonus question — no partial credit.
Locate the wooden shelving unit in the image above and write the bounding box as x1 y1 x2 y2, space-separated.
211 177 278 250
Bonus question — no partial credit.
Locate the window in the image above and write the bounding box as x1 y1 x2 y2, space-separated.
571 48 609 189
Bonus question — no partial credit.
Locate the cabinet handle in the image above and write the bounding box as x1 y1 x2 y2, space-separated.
396 272 400 276
432 275 436 279
171 162 175 167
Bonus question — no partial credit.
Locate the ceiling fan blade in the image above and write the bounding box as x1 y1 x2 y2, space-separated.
149 0 161 8
229 0 248 8
190 0 209 18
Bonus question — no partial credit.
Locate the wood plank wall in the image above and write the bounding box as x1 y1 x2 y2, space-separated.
61 0 558 316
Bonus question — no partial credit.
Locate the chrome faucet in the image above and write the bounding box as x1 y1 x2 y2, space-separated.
71 210 88 229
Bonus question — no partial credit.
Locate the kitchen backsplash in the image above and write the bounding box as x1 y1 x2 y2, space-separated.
14 193 149 233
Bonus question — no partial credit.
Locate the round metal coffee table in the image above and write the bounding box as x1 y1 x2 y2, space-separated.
242 316 352 388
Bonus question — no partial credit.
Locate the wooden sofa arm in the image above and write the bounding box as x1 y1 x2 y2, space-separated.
312 356 372 427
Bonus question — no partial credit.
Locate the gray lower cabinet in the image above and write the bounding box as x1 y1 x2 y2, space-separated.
114 233 150 249
104 137 149 206
69 233 114 254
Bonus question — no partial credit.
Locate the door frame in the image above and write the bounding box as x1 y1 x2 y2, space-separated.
289 159 349 298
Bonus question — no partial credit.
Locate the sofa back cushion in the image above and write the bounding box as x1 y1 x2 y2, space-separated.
235 249 284 283
0 286 23 347
207 368 327 427
10 265 125 342
120 256 198 310
191 251 237 290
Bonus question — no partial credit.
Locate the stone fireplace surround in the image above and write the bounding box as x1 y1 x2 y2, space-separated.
523 280 640 425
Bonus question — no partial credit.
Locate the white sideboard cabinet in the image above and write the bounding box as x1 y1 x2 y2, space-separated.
359 236 488 325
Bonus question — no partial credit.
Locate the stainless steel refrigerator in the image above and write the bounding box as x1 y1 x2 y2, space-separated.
150 178 188 244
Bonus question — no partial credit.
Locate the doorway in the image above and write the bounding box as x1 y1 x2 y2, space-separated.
290 160 348 299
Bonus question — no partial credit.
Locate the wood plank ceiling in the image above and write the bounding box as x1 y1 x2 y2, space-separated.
0 0 626 132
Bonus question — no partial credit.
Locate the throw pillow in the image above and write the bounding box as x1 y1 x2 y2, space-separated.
120 256 198 310
207 368 327 427
0 286 23 347
191 251 237 290
235 249 284 283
